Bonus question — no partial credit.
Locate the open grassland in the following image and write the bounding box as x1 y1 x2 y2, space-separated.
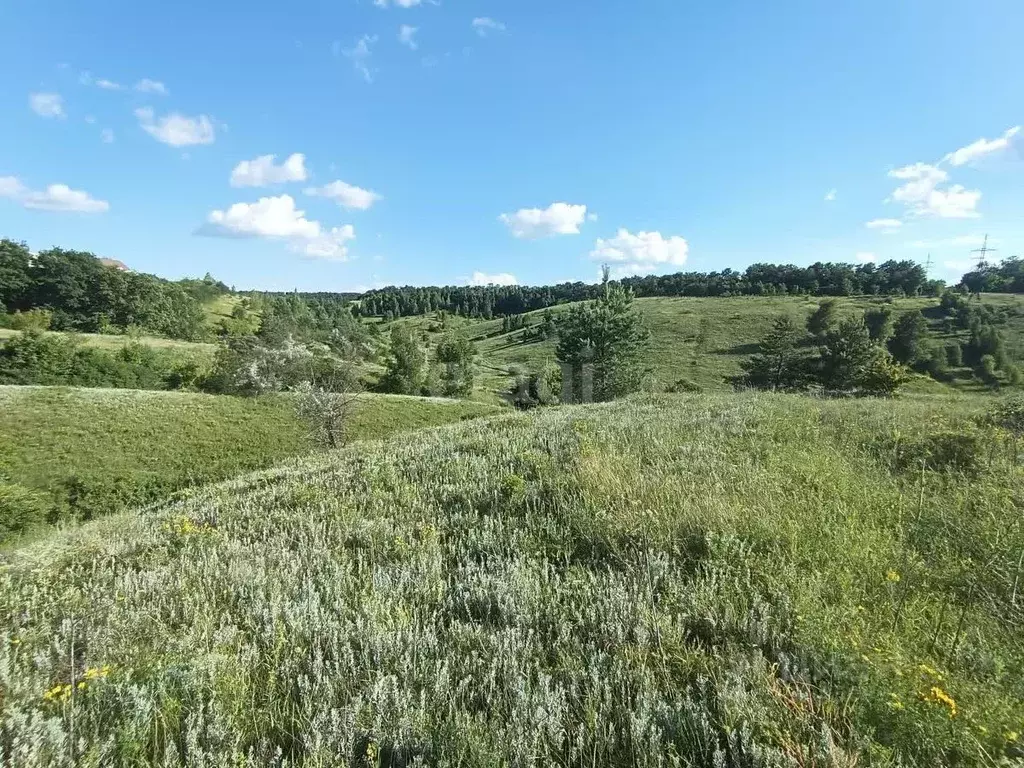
0 386 497 539
0 328 216 368
2 393 1021 765
397 293 1024 398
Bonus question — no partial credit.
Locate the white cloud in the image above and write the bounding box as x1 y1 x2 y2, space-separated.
95 78 122 90
499 202 588 239
374 0 422 6
230 153 308 187
344 35 377 83
472 17 506 36
399 25 418 50
943 126 1020 167
292 225 356 261
886 163 980 219
100 128 114 144
468 271 518 286
0 176 108 213
590 229 689 277
205 195 320 239
304 180 382 210
909 234 997 249
30 92 64 119
587 212 599 222
0 177 26 198
824 189 837 202
84 115 97 124
865 218 903 232
202 195 355 261
134 79 168 95
854 252 877 264
135 107 216 147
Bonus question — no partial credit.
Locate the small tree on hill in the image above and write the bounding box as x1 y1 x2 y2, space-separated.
379 324 426 395
556 266 650 403
738 315 804 390
819 317 907 396
807 299 838 338
295 363 363 449
434 332 476 397
888 311 927 365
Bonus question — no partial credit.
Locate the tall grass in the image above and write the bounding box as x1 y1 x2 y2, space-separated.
1 393 1022 765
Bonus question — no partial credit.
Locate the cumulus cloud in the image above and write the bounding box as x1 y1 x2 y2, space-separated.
204 195 320 239
472 17 506 36
30 92 64 118
135 107 216 147
399 25 418 50
887 163 980 219
292 225 356 261
590 229 689 277
468 271 518 286
499 202 588 239
304 180 382 210
100 128 114 144
824 189 837 202
865 218 903 232
230 153 308 187
943 126 1020 167
374 0 421 6
134 79 168 95
201 195 355 261
95 78 122 90
854 252 877 264
344 35 378 83
0 176 109 213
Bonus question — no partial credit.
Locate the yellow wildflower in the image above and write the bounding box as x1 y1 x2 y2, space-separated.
1007 731 1020 743
886 569 901 583
922 686 957 718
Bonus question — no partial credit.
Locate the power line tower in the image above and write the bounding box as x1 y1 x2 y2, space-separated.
970 234 997 269
923 253 932 278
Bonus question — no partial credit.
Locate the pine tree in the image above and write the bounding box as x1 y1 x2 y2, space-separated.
888 311 927 365
555 267 650 403
739 315 803 390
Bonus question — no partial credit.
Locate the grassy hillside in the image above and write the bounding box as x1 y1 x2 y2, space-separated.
0 386 497 539
381 294 1024 399
0 327 216 369
2 393 1021 765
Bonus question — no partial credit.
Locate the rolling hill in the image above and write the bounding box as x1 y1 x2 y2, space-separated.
1 392 1021 765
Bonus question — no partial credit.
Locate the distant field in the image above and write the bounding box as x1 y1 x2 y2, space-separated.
0 386 498 541
3 392 1021 764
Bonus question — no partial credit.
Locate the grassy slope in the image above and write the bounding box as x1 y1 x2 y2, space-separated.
431 293 1024 397
0 386 497 536
2 393 1021 765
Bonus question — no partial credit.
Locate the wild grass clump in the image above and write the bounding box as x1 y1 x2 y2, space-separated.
0 393 1021 766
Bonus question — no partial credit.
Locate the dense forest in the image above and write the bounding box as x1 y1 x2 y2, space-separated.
357 260 940 318
0 239 211 340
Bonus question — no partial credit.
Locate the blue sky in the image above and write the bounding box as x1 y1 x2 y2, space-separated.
1 0 1022 291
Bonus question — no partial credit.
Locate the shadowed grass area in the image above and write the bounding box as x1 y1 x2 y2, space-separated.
0 386 498 540
1 392 1021 765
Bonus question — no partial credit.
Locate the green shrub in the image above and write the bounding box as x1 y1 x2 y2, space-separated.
8 308 52 331
667 377 703 393
885 429 987 477
0 481 49 540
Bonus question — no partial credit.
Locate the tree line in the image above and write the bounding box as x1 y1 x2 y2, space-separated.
357 260 941 319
